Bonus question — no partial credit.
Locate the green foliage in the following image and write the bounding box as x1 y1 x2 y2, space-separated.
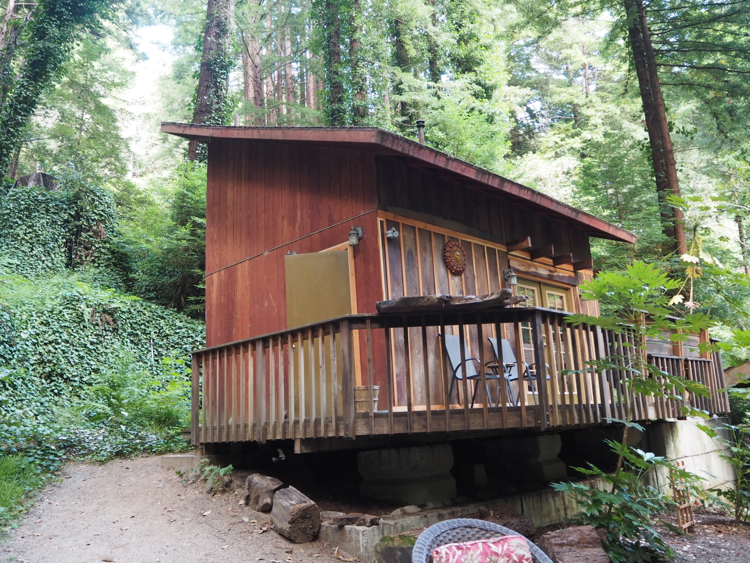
553 444 695 563
0 455 46 527
704 420 750 524
0 273 204 395
18 37 134 187
197 459 234 493
122 162 206 316
0 180 126 287
0 0 117 174
556 263 710 562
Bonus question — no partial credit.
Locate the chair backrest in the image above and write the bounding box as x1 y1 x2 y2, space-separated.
411 518 554 563
488 338 519 379
441 334 478 380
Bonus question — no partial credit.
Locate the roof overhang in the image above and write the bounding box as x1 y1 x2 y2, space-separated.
161 123 636 244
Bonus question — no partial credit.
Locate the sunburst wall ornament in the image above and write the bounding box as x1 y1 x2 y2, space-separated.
444 239 467 275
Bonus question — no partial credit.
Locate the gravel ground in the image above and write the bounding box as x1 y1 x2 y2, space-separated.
2 456 342 563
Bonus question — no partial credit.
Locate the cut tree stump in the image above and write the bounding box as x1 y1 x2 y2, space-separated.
271 486 321 543
244 473 284 512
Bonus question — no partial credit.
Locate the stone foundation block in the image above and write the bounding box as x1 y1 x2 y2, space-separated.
358 445 456 504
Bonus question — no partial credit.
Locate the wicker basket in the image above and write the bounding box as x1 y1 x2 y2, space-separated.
354 385 380 413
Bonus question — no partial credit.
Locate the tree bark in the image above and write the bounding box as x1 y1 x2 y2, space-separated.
322 0 345 125
240 28 264 125
736 214 749 275
0 1 37 106
625 0 687 255
284 26 294 118
188 0 235 162
349 0 367 124
270 486 321 543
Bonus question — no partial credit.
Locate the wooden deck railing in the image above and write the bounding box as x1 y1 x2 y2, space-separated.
190 308 730 446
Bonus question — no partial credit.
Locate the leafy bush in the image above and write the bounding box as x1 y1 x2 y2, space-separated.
554 436 698 563
0 273 204 395
556 262 711 562
0 181 125 287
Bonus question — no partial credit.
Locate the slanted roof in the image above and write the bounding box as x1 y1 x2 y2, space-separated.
161 123 636 244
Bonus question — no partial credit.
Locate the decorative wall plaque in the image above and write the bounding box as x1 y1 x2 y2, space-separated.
444 239 467 275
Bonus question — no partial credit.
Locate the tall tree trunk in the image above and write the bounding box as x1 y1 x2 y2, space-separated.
427 0 440 84
349 0 367 124
7 142 21 179
625 0 687 255
322 0 345 125
240 29 264 125
736 214 750 276
284 27 294 119
392 18 412 124
0 1 37 107
188 0 235 162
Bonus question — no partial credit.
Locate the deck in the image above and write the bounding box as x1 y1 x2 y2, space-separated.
190 307 729 447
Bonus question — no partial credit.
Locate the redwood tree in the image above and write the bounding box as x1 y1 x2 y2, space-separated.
188 0 235 162
624 0 687 255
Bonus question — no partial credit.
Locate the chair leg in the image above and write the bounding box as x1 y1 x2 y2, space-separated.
529 378 538 405
448 378 457 406
484 381 496 408
470 381 479 408
506 379 516 406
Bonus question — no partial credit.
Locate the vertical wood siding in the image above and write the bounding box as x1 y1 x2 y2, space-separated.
204 139 381 347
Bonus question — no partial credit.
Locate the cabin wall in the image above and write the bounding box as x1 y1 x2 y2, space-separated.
205 139 381 347
375 155 592 263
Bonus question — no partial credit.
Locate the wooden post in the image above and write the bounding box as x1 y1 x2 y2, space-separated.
191 354 201 447
532 310 549 431
341 319 356 439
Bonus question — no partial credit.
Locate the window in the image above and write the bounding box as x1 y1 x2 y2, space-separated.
546 291 566 312
517 285 537 307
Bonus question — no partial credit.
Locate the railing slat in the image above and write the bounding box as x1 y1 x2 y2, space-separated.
384 318 395 434
331 323 339 438
458 316 471 432
366 320 375 436
513 313 528 427
402 319 414 434
532 311 549 431
191 354 200 446
421 316 432 433
494 317 508 429
476 315 489 431
318 326 326 438
341 319 355 439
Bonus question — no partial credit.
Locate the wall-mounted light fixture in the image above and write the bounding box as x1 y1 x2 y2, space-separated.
348 226 363 246
386 227 399 239
503 268 518 286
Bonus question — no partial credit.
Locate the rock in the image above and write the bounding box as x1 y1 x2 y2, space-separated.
326 513 381 527
389 505 422 517
484 503 536 537
244 473 284 512
270 486 321 543
374 535 416 563
537 525 609 563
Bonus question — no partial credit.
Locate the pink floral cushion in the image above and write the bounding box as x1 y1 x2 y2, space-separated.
431 535 533 563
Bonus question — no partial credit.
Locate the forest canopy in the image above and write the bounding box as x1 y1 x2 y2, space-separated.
0 0 749 331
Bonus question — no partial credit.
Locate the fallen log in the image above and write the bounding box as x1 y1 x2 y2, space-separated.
244 473 284 512
271 486 321 543
376 289 526 314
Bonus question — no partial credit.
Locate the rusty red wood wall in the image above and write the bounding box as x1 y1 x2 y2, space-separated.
375 155 592 262
205 139 380 347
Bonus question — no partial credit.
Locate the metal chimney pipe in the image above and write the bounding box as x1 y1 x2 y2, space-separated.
416 119 425 144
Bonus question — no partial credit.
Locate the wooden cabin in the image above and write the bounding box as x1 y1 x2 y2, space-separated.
161 124 729 451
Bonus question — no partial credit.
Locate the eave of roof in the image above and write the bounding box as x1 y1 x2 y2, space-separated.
160 123 637 244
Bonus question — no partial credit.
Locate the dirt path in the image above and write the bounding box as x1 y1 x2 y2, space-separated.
2 456 342 563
